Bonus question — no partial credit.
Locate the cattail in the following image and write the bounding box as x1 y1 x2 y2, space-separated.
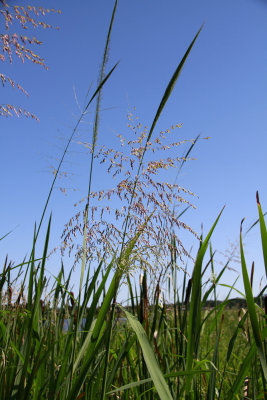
69 291 75 309
243 376 249 399
7 286 12 307
40 299 44 315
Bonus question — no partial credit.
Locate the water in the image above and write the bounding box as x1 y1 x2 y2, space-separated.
62 317 127 332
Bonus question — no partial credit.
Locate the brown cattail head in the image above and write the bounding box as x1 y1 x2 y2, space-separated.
256 191 260 205
40 299 44 315
7 286 12 306
69 291 75 309
243 376 250 399
16 293 21 306
250 262 254 288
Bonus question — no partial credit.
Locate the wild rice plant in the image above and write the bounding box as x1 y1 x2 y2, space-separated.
1 2 266 400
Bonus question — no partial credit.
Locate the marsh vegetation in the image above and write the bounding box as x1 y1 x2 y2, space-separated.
0 1 266 399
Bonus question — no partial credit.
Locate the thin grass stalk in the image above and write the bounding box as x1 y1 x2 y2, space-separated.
100 300 116 399
107 369 212 397
105 335 136 392
207 313 224 400
79 0 118 301
35 62 118 246
127 275 136 315
120 26 203 258
221 286 267 397
118 306 173 400
226 301 267 398
68 3 118 389
16 218 51 400
150 275 161 342
66 217 150 400
18 66 119 348
171 134 200 223
185 208 223 398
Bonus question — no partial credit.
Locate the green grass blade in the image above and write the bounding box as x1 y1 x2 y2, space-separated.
73 319 96 372
105 335 136 392
0 229 14 241
79 260 104 330
92 0 117 149
119 306 173 400
147 26 203 143
79 0 118 302
67 220 149 400
66 275 117 400
207 314 224 400
174 134 200 185
185 207 224 396
35 61 118 247
240 219 267 380
201 261 229 306
83 257 114 334
75 8 119 383
120 26 202 244
107 370 212 395
256 191 267 278
227 310 248 362
227 343 257 399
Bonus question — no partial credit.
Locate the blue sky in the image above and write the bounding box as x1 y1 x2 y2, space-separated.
1 0 267 300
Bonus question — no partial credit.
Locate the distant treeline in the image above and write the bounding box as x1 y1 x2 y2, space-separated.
2 296 266 315
203 296 266 310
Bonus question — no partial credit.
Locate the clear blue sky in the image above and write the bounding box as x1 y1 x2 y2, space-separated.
1 0 267 300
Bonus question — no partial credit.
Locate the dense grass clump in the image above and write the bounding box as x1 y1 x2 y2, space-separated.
0 207 266 399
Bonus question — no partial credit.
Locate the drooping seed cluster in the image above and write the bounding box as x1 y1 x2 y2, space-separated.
61 111 207 273
0 1 60 119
